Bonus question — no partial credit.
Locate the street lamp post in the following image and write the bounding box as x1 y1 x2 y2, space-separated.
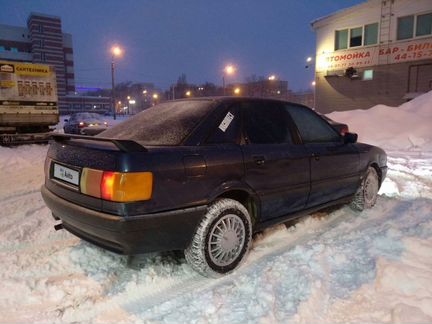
223 65 235 96
111 46 122 120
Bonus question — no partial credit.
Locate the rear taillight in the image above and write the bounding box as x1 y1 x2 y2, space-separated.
340 126 349 136
100 171 116 200
80 168 103 198
80 168 153 202
78 122 86 128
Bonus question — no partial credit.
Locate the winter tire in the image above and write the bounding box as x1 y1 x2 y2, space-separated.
185 198 252 277
350 166 379 211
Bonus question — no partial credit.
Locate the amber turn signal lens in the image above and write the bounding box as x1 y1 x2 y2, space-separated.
100 171 153 202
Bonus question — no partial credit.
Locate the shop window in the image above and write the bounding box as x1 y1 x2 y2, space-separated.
397 16 414 40
350 27 363 47
363 70 374 81
10 47 18 53
0 46 5 52
335 29 348 50
416 13 432 37
364 23 378 45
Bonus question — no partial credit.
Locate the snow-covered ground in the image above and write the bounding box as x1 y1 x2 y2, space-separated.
0 94 432 323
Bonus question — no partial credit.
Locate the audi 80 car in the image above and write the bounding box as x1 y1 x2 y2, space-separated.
41 97 387 277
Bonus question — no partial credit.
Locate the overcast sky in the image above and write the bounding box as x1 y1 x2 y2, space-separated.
0 0 364 91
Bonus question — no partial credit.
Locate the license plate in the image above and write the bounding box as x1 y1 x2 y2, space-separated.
53 163 80 186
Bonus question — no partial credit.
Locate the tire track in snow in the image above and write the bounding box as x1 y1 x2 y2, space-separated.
78 196 407 322
0 188 41 205
72 208 353 322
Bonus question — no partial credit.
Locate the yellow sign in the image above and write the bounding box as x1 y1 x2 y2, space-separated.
15 64 51 76
0 80 15 88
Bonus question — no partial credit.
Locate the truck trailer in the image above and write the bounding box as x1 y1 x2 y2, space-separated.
0 61 59 144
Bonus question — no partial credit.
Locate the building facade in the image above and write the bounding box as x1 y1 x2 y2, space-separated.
228 79 289 99
0 12 109 114
311 0 432 113
287 90 314 108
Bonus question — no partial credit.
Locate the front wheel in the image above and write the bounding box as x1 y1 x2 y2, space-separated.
350 166 379 211
185 198 252 277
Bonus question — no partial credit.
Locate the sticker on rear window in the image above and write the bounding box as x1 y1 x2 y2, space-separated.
218 112 234 132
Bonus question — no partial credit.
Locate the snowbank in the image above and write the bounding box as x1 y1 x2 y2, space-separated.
328 91 432 151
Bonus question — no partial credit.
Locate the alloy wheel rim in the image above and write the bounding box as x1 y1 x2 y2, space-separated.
208 214 246 267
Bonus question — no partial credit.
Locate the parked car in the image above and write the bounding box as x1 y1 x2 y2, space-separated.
42 98 387 277
321 115 349 135
63 112 109 135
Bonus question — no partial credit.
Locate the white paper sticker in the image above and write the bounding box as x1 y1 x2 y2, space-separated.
218 112 234 132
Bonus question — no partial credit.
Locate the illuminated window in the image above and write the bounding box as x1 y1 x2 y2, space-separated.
397 16 414 40
364 23 378 45
416 13 432 37
350 27 363 47
335 29 348 50
363 70 374 81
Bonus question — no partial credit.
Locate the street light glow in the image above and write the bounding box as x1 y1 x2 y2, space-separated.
307 56 313 62
268 75 276 81
185 90 191 96
129 99 136 104
112 46 122 57
234 87 241 95
224 65 235 75
153 93 159 99
143 90 147 94
311 80 316 86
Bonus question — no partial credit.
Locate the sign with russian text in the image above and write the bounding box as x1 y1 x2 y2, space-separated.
316 37 432 72
0 61 57 113
15 63 51 77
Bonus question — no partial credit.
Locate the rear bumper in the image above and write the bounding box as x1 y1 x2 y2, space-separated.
41 185 206 254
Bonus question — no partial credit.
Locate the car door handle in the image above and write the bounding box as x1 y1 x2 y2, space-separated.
311 153 320 161
253 156 266 165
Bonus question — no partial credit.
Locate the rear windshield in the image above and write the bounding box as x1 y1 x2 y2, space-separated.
99 100 214 145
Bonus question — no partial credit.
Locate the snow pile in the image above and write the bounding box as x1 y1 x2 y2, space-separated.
327 90 432 151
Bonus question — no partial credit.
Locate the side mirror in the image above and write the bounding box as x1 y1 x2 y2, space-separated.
64 119 69 122
344 132 358 144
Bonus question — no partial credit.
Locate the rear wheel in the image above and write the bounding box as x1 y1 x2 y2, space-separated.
350 166 379 211
185 198 252 277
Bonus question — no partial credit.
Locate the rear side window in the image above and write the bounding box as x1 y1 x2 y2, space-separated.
207 106 240 144
244 101 293 144
99 100 214 145
284 104 340 143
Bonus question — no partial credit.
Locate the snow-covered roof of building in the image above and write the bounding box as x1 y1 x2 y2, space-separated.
311 0 378 29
